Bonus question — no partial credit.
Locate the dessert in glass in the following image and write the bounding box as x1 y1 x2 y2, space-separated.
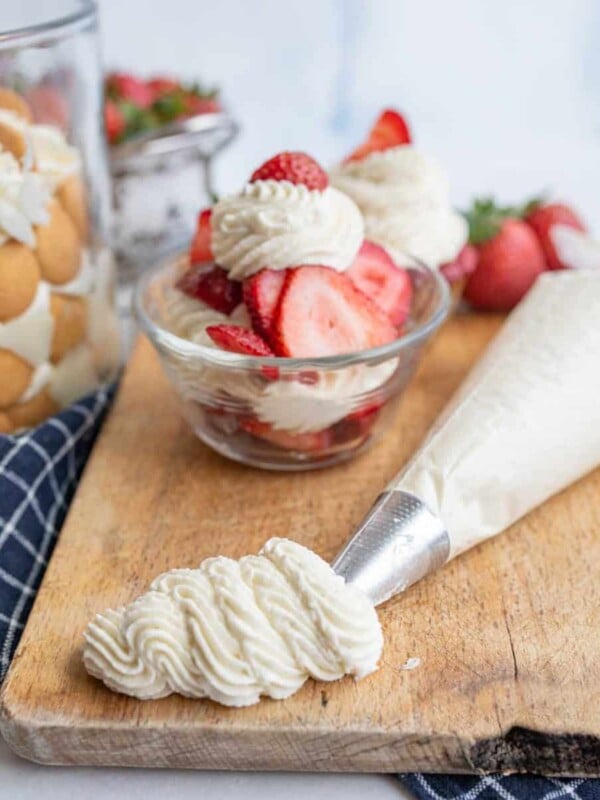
330 109 476 302
0 1 120 434
136 150 449 470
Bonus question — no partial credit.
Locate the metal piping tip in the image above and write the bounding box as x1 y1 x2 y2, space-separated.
331 491 450 607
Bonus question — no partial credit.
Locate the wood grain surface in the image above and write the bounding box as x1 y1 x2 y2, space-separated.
2 314 600 774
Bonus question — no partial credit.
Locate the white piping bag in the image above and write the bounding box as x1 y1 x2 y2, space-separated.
333 270 600 605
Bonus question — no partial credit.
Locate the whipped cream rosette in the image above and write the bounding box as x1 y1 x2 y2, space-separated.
330 109 471 296
0 88 119 432
88 270 600 706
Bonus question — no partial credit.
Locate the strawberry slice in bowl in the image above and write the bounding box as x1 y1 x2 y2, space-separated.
272 265 398 358
347 241 413 327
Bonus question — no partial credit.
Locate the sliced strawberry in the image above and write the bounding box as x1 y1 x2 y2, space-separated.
206 325 274 356
240 418 332 453
189 208 213 264
177 263 241 314
346 109 411 163
524 202 586 270
439 244 479 283
333 404 382 444
250 152 328 191
243 268 286 341
272 266 397 358
347 241 413 326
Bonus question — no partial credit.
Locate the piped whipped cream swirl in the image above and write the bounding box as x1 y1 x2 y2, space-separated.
331 146 467 268
83 537 383 707
211 180 364 280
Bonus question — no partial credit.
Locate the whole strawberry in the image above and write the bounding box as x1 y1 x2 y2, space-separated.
524 202 586 270
463 199 545 312
250 152 328 191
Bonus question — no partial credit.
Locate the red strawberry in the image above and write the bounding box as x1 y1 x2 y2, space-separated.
104 100 125 144
464 218 545 311
439 244 479 284
206 324 275 357
189 208 213 264
524 202 586 270
250 152 328 191
177 264 241 315
347 241 413 326
147 77 180 98
106 73 154 108
346 109 411 163
272 266 397 357
240 418 332 453
243 268 287 342
185 95 221 115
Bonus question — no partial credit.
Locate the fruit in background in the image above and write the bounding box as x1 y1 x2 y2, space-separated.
177 263 241 315
524 202 586 271
104 100 125 145
104 72 220 146
345 109 411 163
243 268 287 343
463 199 545 311
250 151 329 190
347 240 413 326
105 73 154 108
272 265 397 357
189 208 213 264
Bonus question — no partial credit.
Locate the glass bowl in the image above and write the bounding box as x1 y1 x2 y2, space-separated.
134 255 450 471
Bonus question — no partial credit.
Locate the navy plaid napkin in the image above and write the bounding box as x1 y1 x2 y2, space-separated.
402 773 600 799
0 384 596 797
0 384 115 683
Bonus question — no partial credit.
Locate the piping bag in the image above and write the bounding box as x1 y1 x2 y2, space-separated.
333 270 600 606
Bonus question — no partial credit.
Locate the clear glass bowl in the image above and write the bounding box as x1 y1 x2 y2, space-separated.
134 255 450 471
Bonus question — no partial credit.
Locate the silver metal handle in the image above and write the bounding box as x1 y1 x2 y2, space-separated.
332 491 449 606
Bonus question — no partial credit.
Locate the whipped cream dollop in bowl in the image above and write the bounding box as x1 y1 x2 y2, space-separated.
134 250 450 471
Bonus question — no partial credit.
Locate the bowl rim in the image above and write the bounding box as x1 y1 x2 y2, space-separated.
133 252 451 371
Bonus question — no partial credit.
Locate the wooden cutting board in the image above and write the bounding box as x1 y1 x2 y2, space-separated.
2 314 600 775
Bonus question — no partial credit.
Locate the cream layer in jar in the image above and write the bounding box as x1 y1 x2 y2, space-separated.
0 100 120 433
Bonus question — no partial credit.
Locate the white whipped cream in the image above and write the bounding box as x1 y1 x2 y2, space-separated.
331 146 467 268
0 281 52 365
29 124 81 189
0 149 51 247
254 361 397 433
396 270 600 557
163 287 397 433
83 537 382 707
550 225 600 271
211 180 364 280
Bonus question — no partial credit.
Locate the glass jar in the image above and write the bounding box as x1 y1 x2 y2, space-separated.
0 0 120 434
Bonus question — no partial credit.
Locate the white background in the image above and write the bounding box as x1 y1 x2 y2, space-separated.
4 1 600 797
101 0 600 223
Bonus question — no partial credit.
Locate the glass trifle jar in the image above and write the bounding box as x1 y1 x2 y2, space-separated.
0 0 120 434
